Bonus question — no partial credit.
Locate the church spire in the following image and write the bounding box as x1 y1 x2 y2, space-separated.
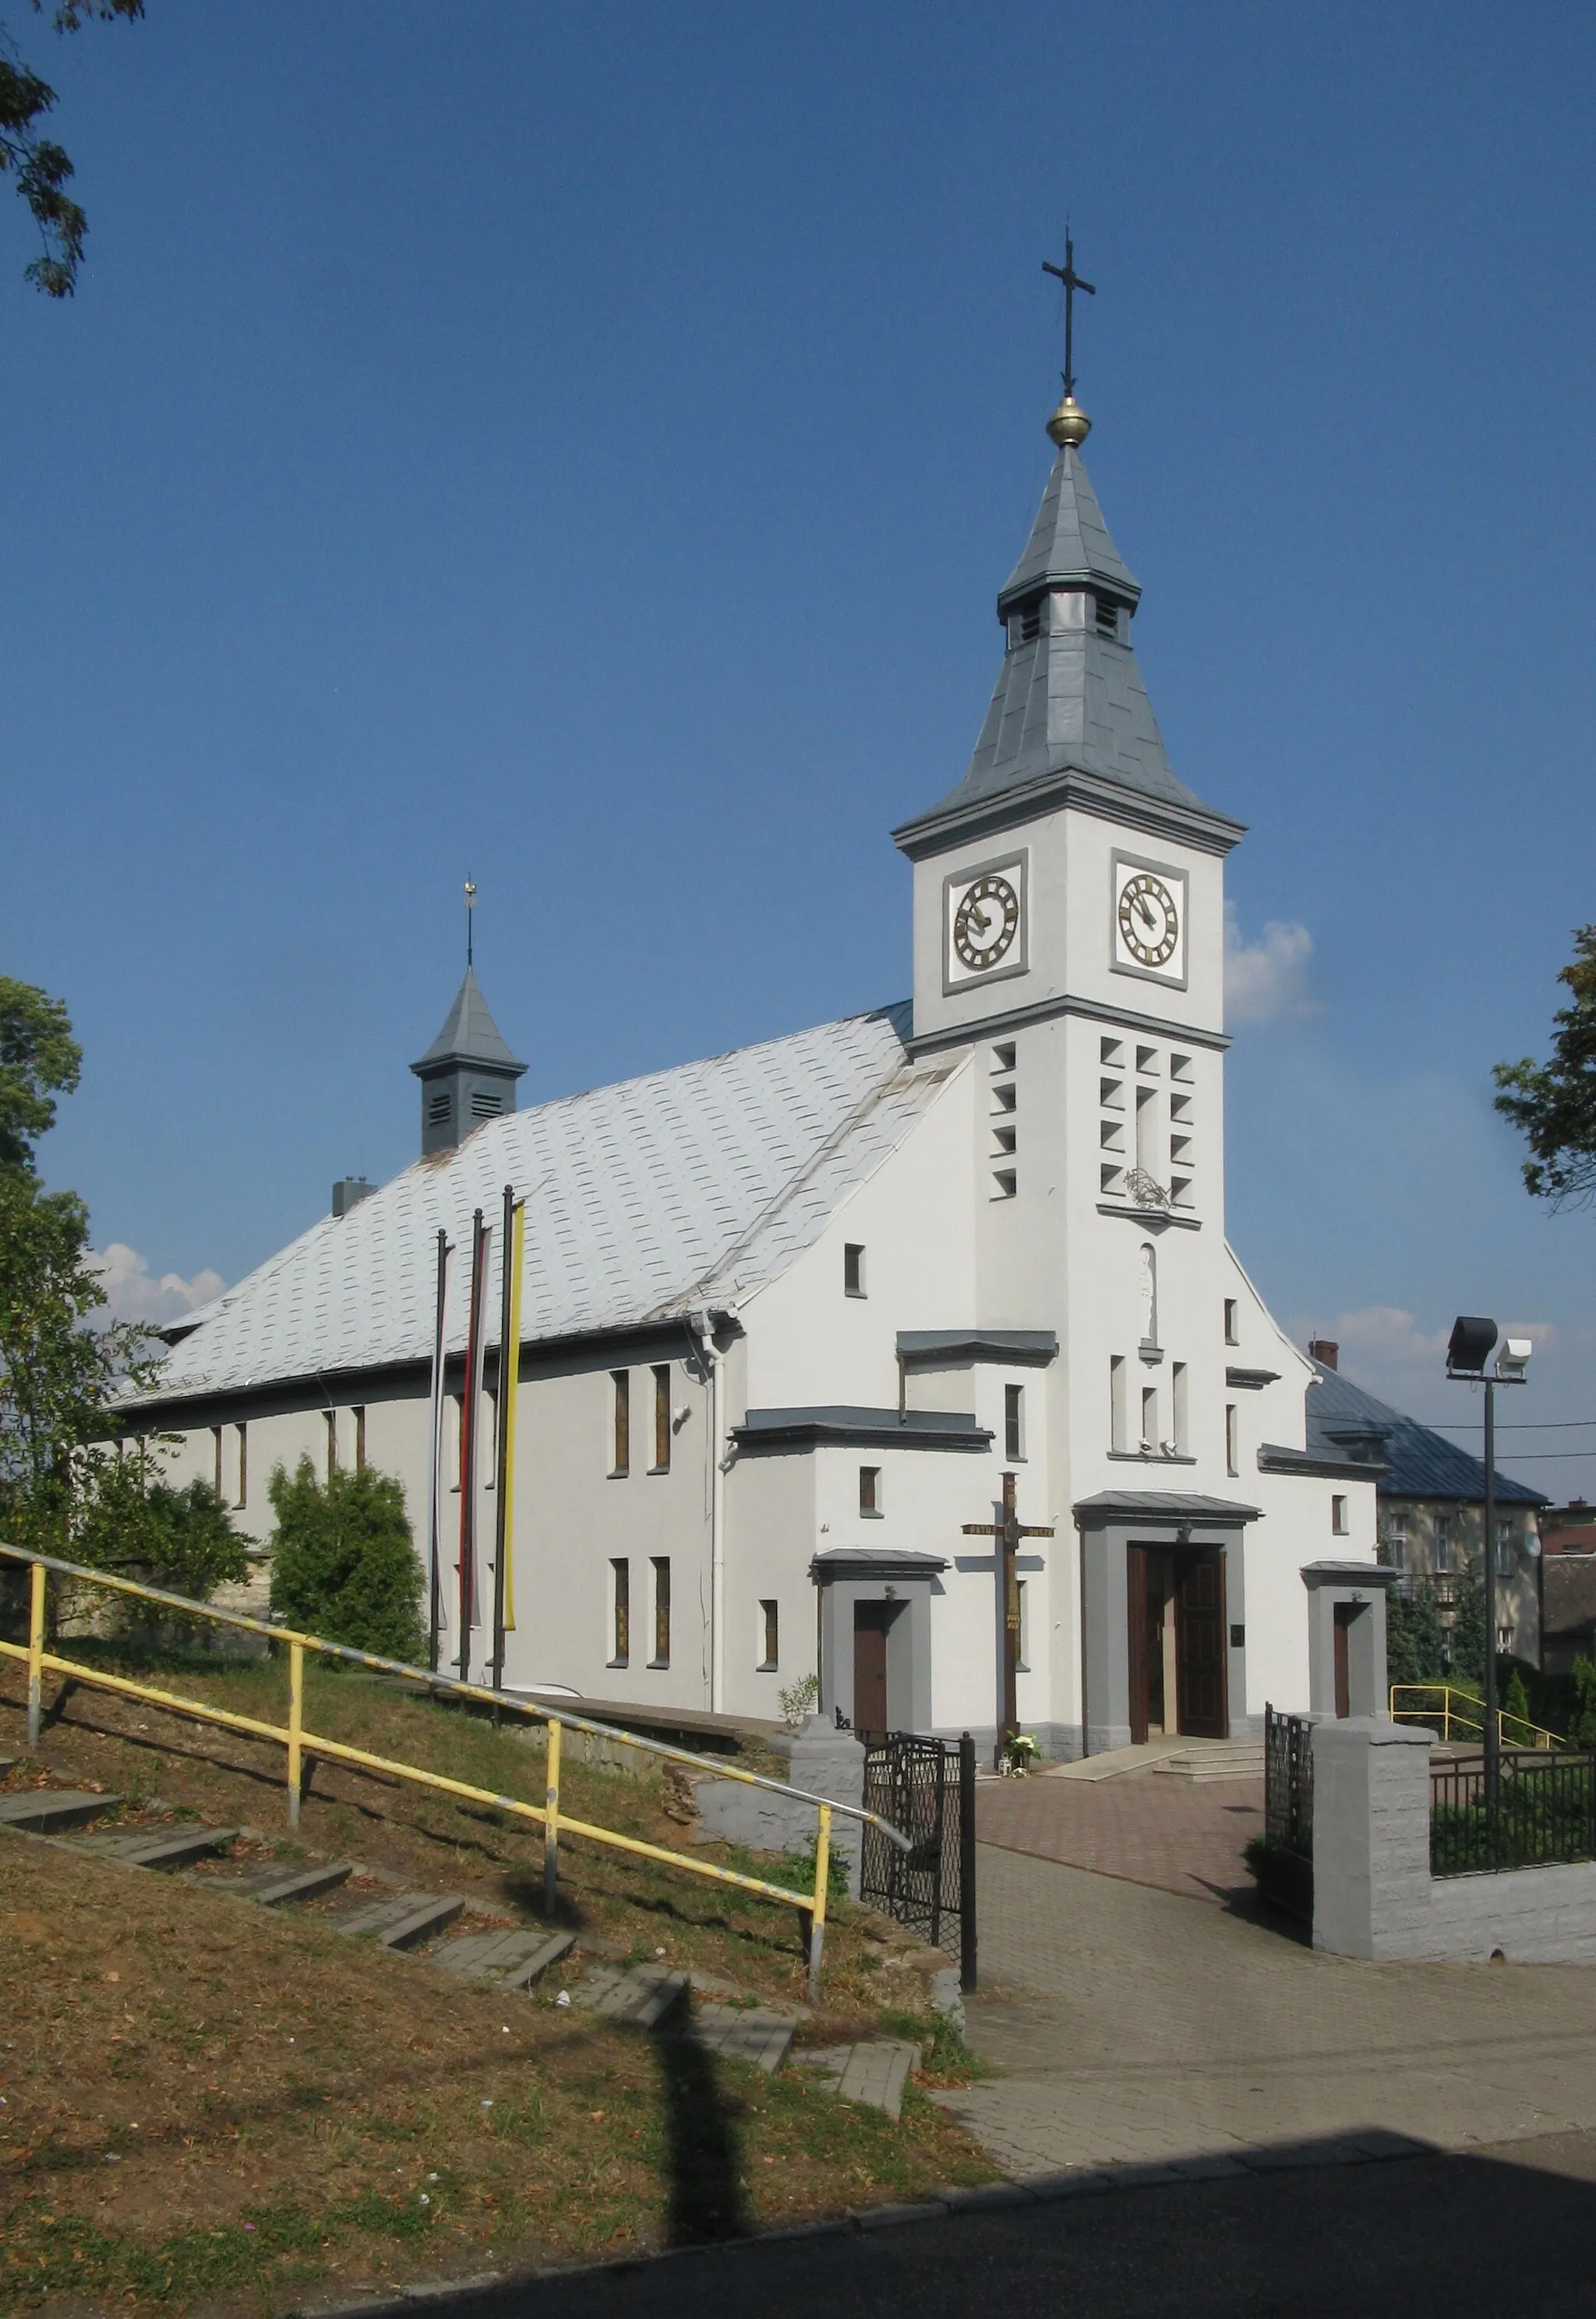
410 896 528 1156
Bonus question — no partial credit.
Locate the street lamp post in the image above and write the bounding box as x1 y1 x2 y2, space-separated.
1446 1317 1532 1809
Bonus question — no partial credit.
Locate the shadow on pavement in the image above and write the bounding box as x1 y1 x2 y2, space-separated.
650 2007 750 2247
395 2126 1596 2319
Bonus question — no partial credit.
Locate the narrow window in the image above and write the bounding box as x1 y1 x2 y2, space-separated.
1110 1356 1128 1454
1135 1086 1157 1174
1171 1363 1188 1456
610 1559 630 1665
1094 594 1118 639
354 1405 367 1473
844 1243 866 1298
1434 1515 1451 1574
652 1364 671 1472
651 1557 671 1667
860 1465 881 1516
1015 1578 1030 1671
325 1408 337 1479
1141 1386 1158 1455
1332 1494 1349 1536
1005 1383 1025 1462
1496 1518 1513 1579
1223 1297 1238 1345
611 1370 630 1476
1386 1514 1407 1573
759 1599 779 1670
211 1424 223 1498
1225 1403 1239 1478
1139 1242 1158 1349
235 1421 248 1509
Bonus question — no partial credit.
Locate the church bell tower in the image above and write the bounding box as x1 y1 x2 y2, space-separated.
410 886 528 1156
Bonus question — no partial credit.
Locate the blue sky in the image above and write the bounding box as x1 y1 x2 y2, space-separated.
4 1 1594 1488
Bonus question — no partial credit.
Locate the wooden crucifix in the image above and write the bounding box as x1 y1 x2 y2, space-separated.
963 1471 1055 1756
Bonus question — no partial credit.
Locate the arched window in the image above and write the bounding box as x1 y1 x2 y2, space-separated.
1139 1242 1158 1349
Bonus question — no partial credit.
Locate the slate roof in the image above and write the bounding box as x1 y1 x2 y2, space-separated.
894 445 1236 847
411 967 528 1073
136 1005 951 1405
1306 1360 1548 1508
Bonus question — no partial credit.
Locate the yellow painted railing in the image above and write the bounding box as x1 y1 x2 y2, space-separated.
1389 1683 1569 1753
0 1543 910 1998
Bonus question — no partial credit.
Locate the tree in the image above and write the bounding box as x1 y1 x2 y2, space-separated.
0 977 154 1554
1447 1562 1486 1696
1 1 143 296
1494 925 1596 1207
1380 1562 1446 1688
267 1458 425 1663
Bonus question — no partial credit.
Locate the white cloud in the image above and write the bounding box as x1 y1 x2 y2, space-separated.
1224 903 1317 1027
90 1243 226 1327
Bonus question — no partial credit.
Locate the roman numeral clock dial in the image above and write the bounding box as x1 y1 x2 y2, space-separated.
1112 856 1188 984
944 857 1028 992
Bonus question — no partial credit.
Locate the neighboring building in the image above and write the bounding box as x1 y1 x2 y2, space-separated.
1538 1505 1596 1672
125 380 1383 1757
1305 1345 1547 1665
1541 1501 1596 1557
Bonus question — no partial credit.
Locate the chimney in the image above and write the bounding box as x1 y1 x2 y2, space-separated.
332 1176 376 1219
1308 1338 1339 1371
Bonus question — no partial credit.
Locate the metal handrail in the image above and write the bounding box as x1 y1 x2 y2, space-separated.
0 1540 909 1996
1389 1681 1570 1754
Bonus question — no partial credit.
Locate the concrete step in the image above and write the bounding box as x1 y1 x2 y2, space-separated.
1154 1744 1266 1782
434 1926 575 1988
80 1824 240 1871
573 1963 690 2029
334 1891 465 1951
791 2038 920 2121
0 1790 120 1833
250 1861 356 1908
692 2002 796 2073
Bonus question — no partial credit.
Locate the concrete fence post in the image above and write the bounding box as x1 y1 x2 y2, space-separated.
1311 1716 1433 1958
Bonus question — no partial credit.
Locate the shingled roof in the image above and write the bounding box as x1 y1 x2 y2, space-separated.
1306 1359 1547 1508
892 443 1241 854
132 1004 950 1406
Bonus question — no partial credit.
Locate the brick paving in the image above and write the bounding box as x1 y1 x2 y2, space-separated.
937 1844 1596 2178
976 1766 1263 1904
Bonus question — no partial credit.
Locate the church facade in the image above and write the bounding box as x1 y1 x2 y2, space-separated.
129 390 1380 1757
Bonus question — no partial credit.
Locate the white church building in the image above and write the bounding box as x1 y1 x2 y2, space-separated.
130 387 1382 1758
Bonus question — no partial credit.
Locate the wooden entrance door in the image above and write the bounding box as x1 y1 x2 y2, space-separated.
853 1602 891 1741
1174 1552 1228 1738
1333 1603 1355 1718
1128 1547 1176 1745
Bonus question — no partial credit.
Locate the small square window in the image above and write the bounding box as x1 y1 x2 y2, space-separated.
991 1043 1016 1074
1332 1494 1349 1536
844 1243 866 1298
860 1465 881 1517
991 1168 1018 1200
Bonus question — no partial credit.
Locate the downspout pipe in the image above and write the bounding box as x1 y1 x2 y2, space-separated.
693 1305 737 1715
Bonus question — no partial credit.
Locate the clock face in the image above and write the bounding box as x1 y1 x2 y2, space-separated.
953 874 1020 973
1117 871 1180 968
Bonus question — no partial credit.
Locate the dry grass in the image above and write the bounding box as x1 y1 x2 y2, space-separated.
0 1649 994 2315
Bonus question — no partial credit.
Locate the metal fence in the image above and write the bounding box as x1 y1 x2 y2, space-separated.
1430 1748 1596 1877
860 1731 976 1991
1264 1703 1314 1861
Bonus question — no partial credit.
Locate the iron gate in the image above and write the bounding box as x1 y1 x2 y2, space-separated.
1264 1702 1314 1859
860 1731 976 1990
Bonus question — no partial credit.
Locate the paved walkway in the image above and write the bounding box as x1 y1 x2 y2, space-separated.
975 1767 1262 1903
940 1844 1596 2176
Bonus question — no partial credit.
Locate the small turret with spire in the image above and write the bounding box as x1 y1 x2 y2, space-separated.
409 880 528 1157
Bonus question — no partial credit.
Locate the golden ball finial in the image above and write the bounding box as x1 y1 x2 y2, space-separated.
1047 394 1091 448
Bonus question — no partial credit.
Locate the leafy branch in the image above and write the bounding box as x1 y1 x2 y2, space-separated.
0 0 143 296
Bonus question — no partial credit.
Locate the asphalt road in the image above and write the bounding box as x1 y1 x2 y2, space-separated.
380 2131 1596 2319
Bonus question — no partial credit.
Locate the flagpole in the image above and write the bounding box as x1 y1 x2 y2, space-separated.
490 1182 521 1706
426 1228 449 1674
458 1210 489 1685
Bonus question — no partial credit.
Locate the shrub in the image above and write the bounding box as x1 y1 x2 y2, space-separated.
267 1458 424 1662
1570 1656 1596 1749
74 1457 251 1603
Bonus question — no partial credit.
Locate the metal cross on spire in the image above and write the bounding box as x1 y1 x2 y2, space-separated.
464 877 477 969
1042 229 1096 402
